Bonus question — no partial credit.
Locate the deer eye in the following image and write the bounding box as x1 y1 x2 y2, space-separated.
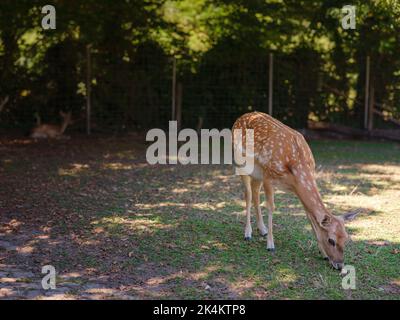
328 238 336 246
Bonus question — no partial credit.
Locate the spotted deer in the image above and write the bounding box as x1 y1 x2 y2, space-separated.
232 111 359 270
31 111 72 139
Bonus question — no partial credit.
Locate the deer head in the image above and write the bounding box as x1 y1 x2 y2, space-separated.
316 209 361 270
59 111 72 134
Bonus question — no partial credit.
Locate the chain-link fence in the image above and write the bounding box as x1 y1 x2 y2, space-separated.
1 41 399 134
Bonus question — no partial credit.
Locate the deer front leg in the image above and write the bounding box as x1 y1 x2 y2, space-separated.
251 179 268 236
263 180 275 251
241 176 252 240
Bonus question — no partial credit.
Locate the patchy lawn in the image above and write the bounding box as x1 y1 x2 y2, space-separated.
0 136 399 299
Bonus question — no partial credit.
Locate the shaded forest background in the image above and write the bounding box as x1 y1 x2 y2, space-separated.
0 0 400 132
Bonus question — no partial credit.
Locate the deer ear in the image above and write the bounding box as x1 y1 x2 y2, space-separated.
319 215 332 229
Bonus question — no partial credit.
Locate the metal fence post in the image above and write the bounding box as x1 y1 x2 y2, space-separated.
172 57 176 121
86 44 92 135
268 53 274 116
368 85 375 131
176 82 182 131
364 56 370 130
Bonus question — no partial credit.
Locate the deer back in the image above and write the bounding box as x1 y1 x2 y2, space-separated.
233 111 316 180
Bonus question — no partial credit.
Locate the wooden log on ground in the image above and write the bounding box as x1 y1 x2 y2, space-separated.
373 109 400 127
308 121 400 142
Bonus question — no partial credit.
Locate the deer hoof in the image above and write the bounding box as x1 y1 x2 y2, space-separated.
244 236 252 241
261 232 268 237
267 247 275 252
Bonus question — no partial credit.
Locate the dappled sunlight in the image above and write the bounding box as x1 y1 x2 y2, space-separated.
144 268 212 287
316 161 399 243
58 163 90 176
324 172 399 243
341 164 400 175
192 200 237 211
73 237 102 246
58 161 149 176
0 138 35 146
326 183 348 193
0 218 24 235
192 203 216 210
228 278 257 296
37 294 75 300
214 201 228 209
0 288 15 298
213 174 234 183
2 159 12 165
186 266 222 282
346 215 400 243
15 245 35 254
321 161 400 243
275 267 299 285
102 162 135 170
326 190 400 213
171 187 189 193
59 272 83 279
1 136 399 299
141 265 240 298
317 163 400 191
133 200 231 212
102 162 149 170
83 287 117 296
344 174 397 189
201 240 229 251
92 216 177 235
103 149 138 161
133 202 186 209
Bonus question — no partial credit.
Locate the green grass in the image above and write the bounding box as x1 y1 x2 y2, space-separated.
1 137 399 299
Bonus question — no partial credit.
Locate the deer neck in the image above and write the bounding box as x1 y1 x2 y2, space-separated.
290 173 334 258
290 169 332 227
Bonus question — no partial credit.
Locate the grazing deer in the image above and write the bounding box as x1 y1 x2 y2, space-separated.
31 111 72 139
232 112 359 270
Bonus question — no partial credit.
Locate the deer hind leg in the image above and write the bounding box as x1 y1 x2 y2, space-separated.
263 179 275 251
241 175 252 240
251 179 268 237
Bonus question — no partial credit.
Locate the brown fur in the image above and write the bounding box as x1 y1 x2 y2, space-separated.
233 112 351 269
31 111 72 139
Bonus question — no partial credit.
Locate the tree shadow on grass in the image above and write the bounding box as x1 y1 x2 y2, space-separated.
3 195 398 299
1 137 399 299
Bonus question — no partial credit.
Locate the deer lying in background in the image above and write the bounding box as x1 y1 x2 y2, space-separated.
232 112 359 270
31 111 72 139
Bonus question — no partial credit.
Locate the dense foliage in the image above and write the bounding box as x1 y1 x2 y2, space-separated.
0 0 399 131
